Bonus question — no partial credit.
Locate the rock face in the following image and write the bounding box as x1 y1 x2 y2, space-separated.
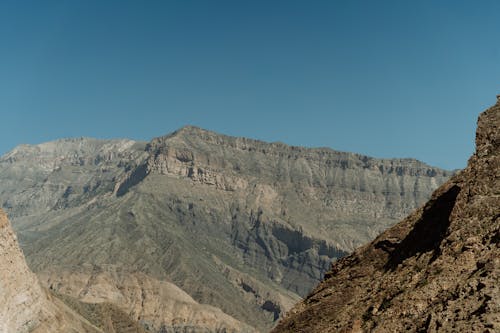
0 209 43 332
272 100 499 332
0 129 451 332
0 209 105 333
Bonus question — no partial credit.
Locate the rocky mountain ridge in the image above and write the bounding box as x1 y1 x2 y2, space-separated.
0 127 452 331
142 125 451 249
272 98 499 332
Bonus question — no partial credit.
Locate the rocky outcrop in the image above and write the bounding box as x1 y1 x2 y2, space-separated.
0 209 47 332
0 128 452 331
272 98 499 332
0 209 105 333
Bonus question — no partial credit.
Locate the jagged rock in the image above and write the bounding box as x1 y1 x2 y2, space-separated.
272 98 500 332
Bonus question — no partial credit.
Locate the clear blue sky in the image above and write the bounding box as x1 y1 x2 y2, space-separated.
1 1 499 170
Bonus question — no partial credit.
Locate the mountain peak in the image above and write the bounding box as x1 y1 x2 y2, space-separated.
168 125 243 142
172 125 207 135
156 125 231 145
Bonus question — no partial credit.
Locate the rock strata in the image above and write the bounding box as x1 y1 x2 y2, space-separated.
272 98 499 332
0 127 452 331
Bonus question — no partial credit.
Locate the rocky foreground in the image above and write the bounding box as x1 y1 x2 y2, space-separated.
272 99 499 332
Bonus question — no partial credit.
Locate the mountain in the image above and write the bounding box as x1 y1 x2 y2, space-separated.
272 99 499 332
0 129 452 331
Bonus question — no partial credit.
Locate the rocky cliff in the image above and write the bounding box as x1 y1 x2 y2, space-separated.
0 128 452 331
0 209 109 332
272 99 499 332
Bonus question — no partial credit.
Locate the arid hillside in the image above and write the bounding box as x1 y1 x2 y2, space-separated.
0 208 138 333
272 98 499 332
0 129 451 332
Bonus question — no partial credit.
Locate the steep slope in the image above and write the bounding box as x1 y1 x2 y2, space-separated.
143 126 450 252
0 209 105 333
272 99 499 332
0 130 452 331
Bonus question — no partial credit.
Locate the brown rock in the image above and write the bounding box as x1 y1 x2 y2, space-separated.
272 97 500 332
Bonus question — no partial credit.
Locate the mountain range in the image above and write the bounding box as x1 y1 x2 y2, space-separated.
0 125 452 332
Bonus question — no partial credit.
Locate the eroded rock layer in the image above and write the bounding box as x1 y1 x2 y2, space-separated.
0 128 451 331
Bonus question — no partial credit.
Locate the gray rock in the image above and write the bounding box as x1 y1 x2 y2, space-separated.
0 128 451 331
